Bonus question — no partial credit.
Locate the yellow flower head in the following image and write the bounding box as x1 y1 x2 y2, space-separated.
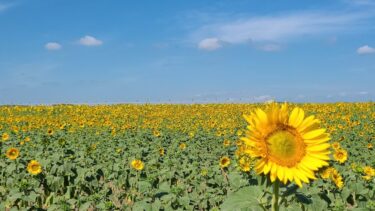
219 156 231 168
25 137 31 142
241 103 331 187
236 130 243 136
131 159 144 171
153 130 161 137
223 140 231 147
367 143 373 149
331 142 340 150
179 143 186 150
362 175 372 181
363 166 375 177
6 148 20 160
159 148 165 156
47 128 54 136
320 167 333 179
2 133 10 141
333 148 348 164
331 170 344 189
27 160 42 175
238 156 251 172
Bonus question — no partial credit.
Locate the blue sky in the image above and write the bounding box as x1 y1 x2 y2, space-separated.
1 0 375 104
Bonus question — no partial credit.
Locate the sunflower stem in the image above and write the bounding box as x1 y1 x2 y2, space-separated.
272 180 280 211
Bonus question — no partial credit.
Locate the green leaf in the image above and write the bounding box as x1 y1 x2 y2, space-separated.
158 181 170 192
79 201 92 211
306 195 328 211
221 186 262 211
340 187 351 201
138 181 152 193
228 171 247 190
132 200 152 211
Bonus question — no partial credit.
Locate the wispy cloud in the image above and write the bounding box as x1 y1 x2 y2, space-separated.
191 10 373 49
79 35 103 46
357 45 375 54
45 42 62 51
198 37 222 51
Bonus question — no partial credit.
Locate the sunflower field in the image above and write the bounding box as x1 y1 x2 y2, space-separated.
0 103 374 210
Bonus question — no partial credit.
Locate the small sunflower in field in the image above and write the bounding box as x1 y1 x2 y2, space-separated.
236 130 243 136
179 143 186 150
333 148 348 164
219 156 231 168
367 143 373 149
47 128 54 136
6 148 20 160
25 137 31 142
238 156 251 172
331 169 344 189
2 133 9 141
331 142 340 150
153 130 161 137
241 103 331 187
223 140 231 147
59 123 66 130
363 166 375 176
159 148 165 156
362 166 375 181
131 159 144 171
27 160 42 175
320 167 333 179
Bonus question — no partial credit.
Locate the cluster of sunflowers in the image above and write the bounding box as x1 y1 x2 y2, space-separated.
320 167 344 189
3 145 42 176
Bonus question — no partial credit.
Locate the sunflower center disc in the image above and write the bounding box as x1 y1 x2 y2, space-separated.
266 129 305 167
32 165 39 171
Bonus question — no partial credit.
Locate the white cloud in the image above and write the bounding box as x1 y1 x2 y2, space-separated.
79 35 103 46
198 37 222 51
259 44 281 52
45 42 62 50
191 11 371 46
358 91 369 95
357 45 375 54
253 95 274 102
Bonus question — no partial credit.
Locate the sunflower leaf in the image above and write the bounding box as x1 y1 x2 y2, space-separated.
221 186 262 211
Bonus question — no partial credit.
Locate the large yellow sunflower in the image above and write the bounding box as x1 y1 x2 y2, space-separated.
241 103 331 187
